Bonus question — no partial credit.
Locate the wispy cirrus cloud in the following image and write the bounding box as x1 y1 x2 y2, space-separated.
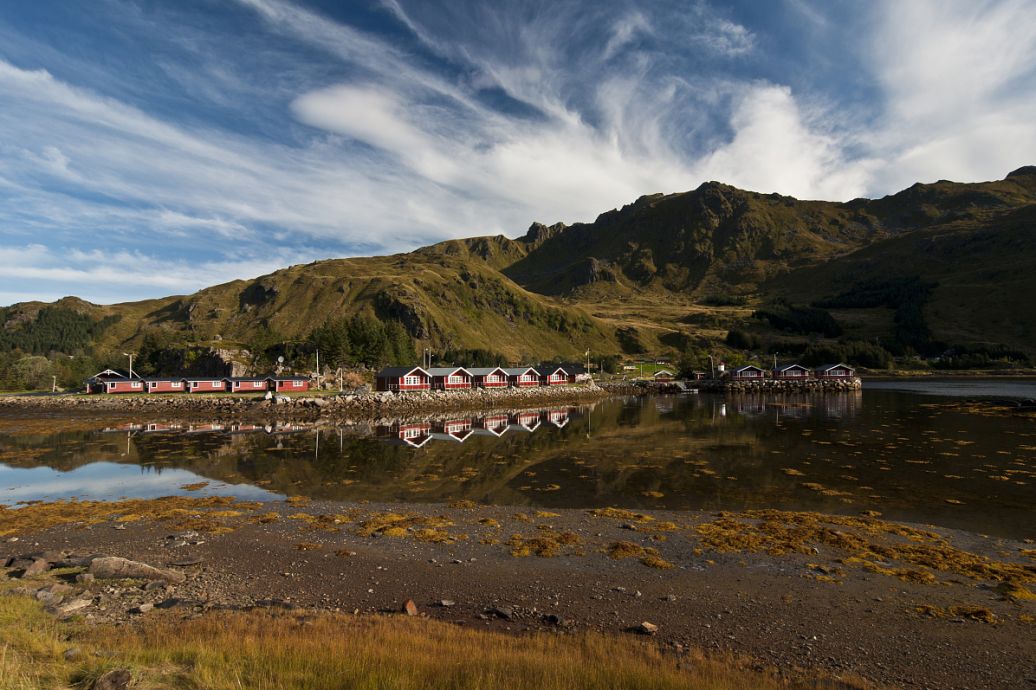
0 0 1033 306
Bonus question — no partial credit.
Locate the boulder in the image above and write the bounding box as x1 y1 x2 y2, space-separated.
636 621 658 635
22 558 50 578
92 669 132 690
89 556 186 583
402 599 419 616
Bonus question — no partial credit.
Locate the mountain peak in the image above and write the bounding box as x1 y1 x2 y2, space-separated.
1005 165 1036 179
523 221 566 245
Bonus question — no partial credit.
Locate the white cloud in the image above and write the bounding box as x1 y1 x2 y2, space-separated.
692 85 875 199
865 0 1036 189
0 243 320 298
2 0 1034 308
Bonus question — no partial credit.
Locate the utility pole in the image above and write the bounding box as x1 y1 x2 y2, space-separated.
708 354 715 379
122 352 135 379
315 349 320 377
51 375 57 393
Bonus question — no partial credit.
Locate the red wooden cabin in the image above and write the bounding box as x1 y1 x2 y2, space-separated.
468 367 509 388
773 364 811 380
539 366 570 386
143 378 186 394
814 363 856 380
504 367 540 387
731 365 766 380
226 377 270 392
427 367 473 390
101 378 145 394
267 376 310 392
374 366 431 392
185 378 228 393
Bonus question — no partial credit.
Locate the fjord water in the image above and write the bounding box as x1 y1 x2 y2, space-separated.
1 381 1034 540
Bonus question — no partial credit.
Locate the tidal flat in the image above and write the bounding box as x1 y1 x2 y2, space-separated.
2 381 1035 689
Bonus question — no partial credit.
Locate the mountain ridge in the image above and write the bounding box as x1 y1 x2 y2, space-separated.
2 168 1035 372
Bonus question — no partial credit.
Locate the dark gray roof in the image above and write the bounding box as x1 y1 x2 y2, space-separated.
375 366 429 378
815 363 854 371
734 365 764 372
266 376 309 381
467 367 508 376
143 377 188 382
426 367 471 377
774 363 808 371
504 367 540 376
224 377 268 382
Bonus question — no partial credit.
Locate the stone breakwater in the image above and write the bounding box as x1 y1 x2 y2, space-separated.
0 383 611 420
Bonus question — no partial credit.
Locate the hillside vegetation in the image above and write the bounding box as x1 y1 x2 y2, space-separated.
2 167 1034 386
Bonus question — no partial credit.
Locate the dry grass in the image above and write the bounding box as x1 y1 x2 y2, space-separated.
0 591 819 690
0 497 260 537
694 510 1036 585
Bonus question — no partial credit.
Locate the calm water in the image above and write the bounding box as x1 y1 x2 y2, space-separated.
1 380 1034 539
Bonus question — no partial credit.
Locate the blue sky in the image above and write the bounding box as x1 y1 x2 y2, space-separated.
1 0 1034 305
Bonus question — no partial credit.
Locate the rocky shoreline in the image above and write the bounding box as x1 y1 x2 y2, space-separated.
2 498 1034 690
0 379 868 424
0 383 615 421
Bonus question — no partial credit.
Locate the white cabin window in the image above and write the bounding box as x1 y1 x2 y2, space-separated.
403 375 423 386
293 380 302 387
172 382 182 388
131 381 142 389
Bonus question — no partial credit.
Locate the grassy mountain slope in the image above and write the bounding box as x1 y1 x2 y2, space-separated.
2 168 1035 366
0 252 613 362
502 169 1036 301
770 200 1036 352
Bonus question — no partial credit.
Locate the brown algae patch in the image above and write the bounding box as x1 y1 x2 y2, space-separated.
605 541 674 569
507 529 582 558
589 508 655 523
693 510 1036 585
0 496 261 536
355 512 462 543
914 604 998 624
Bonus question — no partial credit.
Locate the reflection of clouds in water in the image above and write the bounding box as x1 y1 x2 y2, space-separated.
0 462 280 504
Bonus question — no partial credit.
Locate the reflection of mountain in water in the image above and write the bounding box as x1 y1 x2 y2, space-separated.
5 390 1036 540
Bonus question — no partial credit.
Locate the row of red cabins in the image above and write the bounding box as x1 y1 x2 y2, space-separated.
728 363 857 380
374 365 578 392
87 370 309 394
